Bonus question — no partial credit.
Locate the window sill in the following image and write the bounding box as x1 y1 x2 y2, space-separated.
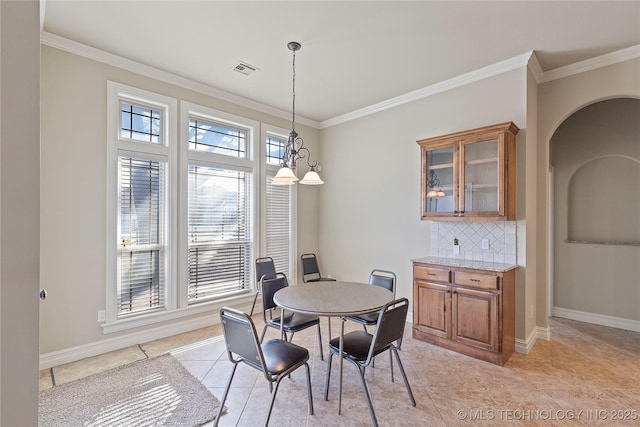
101 291 256 334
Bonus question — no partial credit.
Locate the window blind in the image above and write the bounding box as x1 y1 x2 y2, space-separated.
265 173 292 276
187 165 251 302
118 157 166 316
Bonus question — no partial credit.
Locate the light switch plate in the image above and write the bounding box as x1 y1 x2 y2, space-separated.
453 245 460 255
481 239 489 250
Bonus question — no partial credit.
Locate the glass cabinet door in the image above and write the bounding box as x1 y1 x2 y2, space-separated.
461 138 500 214
425 145 456 214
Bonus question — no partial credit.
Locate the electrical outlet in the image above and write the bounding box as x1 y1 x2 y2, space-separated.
482 239 489 250
98 310 106 322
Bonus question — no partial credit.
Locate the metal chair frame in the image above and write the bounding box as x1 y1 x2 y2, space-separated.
324 298 415 427
260 272 324 360
250 256 276 316
215 307 314 426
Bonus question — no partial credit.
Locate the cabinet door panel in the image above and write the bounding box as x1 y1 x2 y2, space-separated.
461 138 500 215
452 287 498 351
415 281 450 338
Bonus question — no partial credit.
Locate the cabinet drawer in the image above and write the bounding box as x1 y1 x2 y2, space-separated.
414 265 451 282
454 271 499 290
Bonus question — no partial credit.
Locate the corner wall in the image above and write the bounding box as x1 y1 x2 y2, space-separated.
538 57 640 330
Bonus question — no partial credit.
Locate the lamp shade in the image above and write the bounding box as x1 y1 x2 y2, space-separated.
299 169 324 185
426 189 439 198
272 166 298 185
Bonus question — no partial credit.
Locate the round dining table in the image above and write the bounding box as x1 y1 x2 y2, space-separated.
273 281 394 415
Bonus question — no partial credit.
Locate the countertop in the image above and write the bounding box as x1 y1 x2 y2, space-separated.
412 256 517 273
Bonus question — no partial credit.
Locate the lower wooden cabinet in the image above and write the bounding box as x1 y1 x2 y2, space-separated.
413 262 515 365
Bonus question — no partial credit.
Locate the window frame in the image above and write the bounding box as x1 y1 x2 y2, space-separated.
259 124 297 280
106 81 178 331
179 102 259 308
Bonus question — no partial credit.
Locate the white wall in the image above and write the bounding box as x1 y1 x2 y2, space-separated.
40 45 321 357
318 68 528 332
0 1 40 424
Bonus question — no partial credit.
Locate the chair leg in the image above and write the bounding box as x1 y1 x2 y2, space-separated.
389 349 394 382
213 363 238 427
265 376 284 426
304 362 314 415
317 323 324 361
391 347 416 407
324 352 333 401
355 363 379 427
260 324 268 343
249 291 259 317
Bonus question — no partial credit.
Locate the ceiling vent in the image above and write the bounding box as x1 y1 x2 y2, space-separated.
232 61 258 76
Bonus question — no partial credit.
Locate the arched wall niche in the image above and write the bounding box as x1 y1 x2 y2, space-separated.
549 96 640 326
567 155 640 244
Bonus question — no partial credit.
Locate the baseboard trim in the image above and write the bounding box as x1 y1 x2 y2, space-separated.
553 307 640 332
515 325 550 355
39 301 254 370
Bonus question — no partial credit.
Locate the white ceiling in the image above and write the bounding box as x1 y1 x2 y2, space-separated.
41 1 640 124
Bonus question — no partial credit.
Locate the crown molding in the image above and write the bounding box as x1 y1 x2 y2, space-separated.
527 51 544 83
320 51 534 128
41 30 640 130
540 44 640 83
40 31 321 129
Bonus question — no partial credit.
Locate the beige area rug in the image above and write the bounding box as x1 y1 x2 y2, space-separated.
39 354 222 427
51 345 148 385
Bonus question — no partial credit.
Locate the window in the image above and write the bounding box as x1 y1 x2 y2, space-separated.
107 85 294 331
182 103 257 306
187 165 251 302
118 157 166 315
107 82 176 325
263 128 295 278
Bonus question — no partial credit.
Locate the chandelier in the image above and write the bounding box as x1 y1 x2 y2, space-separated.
272 41 324 185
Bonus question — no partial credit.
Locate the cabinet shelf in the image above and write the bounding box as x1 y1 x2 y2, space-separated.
465 157 498 166
429 163 454 170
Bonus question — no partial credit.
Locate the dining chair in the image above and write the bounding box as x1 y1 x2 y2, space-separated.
301 253 336 283
250 256 276 316
324 298 415 427
260 272 324 360
215 307 314 427
345 269 396 329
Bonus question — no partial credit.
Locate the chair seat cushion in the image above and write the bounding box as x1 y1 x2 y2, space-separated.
261 339 309 375
346 311 379 325
329 330 374 361
268 312 320 332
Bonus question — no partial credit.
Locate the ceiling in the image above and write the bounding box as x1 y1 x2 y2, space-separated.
41 1 640 124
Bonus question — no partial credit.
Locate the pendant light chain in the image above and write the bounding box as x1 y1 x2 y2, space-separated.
291 46 296 133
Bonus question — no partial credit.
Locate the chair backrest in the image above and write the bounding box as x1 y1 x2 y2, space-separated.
369 298 409 361
369 269 396 296
301 253 321 282
256 257 276 288
260 272 289 315
220 307 266 372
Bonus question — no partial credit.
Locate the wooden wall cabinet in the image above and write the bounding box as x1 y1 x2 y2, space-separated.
417 122 519 221
412 261 515 365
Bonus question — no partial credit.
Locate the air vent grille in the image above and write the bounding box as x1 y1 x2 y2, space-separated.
232 61 258 76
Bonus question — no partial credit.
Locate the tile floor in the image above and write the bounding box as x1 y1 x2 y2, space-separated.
40 317 640 426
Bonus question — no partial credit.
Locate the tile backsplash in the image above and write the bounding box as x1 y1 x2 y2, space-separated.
431 221 517 265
